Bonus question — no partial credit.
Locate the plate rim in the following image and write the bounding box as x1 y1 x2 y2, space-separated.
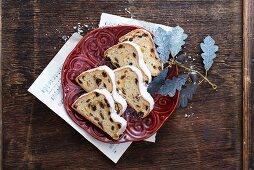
61 25 179 143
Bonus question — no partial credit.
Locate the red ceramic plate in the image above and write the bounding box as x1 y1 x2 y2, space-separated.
62 25 179 143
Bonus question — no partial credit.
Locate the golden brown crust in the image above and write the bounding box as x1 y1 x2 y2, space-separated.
72 91 122 140
75 68 125 114
76 69 113 93
114 67 151 117
119 29 163 76
104 42 150 83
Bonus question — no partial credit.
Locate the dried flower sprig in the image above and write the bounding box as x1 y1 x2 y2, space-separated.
148 26 218 108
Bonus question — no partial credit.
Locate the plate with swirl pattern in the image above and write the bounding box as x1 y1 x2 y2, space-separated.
62 25 179 143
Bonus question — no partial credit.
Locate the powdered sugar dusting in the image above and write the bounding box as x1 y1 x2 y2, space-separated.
62 35 70 42
125 7 135 19
184 112 194 118
75 23 90 34
62 23 93 42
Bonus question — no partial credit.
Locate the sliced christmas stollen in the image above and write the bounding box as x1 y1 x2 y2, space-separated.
72 89 127 140
104 41 152 83
114 65 154 118
75 65 127 115
119 29 163 76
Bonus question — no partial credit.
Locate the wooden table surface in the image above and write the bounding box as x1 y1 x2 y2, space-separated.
1 0 253 169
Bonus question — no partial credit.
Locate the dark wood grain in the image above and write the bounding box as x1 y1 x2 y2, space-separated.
243 0 254 169
1 0 244 169
0 0 2 169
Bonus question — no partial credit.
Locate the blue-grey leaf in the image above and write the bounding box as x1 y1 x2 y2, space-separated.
153 27 171 63
159 74 188 97
200 36 219 71
179 83 198 108
168 26 188 57
147 68 168 94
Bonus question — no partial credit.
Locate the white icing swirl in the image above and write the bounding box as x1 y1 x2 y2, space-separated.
114 65 154 112
120 41 152 83
93 89 127 135
95 66 127 115
82 65 127 115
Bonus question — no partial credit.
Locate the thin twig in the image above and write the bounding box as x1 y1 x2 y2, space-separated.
171 61 217 89
198 70 208 85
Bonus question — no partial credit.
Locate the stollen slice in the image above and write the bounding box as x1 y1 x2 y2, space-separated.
72 89 127 140
119 29 163 76
75 65 127 115
104 41 152 83
114 65 154 118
